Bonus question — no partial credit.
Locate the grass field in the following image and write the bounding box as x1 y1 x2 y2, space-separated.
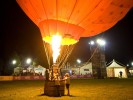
0 79 133 100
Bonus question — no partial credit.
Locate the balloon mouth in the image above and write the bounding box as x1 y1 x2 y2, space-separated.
43 35 78 45
39 19 84 45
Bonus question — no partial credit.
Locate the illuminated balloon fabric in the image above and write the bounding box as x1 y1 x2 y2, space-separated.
16 0 133 45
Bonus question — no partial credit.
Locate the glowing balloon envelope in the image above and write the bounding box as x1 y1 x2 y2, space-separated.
16 0 133 45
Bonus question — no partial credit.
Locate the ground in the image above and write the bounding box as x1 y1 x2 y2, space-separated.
0 79 133 100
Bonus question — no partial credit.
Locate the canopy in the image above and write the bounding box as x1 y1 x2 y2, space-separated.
107 59 124 68
106 59 127 78
16 0 133 45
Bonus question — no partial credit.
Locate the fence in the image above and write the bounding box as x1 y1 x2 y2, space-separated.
0 75 92 81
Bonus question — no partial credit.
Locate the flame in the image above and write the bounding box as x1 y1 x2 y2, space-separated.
51 35 62 63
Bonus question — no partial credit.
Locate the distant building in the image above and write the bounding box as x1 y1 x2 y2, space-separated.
61 62 93 76
79 62 92 75
13 65 46 76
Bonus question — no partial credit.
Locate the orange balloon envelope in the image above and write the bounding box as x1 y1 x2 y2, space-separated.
16 0 133 45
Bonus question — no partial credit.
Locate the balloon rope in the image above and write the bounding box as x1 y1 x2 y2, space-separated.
60 45 75 68
84 45 99 65
59 45 71 67
58 46 70 66
43 42 50 68
85 33 106 66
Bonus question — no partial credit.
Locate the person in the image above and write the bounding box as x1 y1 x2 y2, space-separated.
64 73 70 96
45 69 49 81
54 73 61 97
119 71 123 78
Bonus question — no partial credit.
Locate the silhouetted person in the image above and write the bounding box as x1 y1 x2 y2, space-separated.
119 71 123 78
45 69 49 81
54 73 61 97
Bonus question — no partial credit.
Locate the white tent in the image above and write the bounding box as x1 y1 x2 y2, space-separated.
69 62 92 75
79 62 92 75
27 65 34 71
106 59 127 78
26 65 46 76
14 67 23 75
34 65 46 76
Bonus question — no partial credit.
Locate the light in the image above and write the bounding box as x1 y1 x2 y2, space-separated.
51 34 62 63
26 58 32 64
12 60 17 65
131 62 133 66
69 70 72 74
77 59 81 64
96 39 106 46
127 64 129 67
89 41 95 45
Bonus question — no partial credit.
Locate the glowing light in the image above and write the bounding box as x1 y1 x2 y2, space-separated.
12 60 17 65
89 41 95 45
131 62 133 66
52 35 62 63
77 59 81 64
43 36 78 45
69 70 72 74
26 58 32 64
97 39 106 46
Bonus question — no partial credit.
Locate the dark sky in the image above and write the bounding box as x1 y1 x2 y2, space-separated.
1 0 133 70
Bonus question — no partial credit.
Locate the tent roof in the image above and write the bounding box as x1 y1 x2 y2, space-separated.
107 59 124 68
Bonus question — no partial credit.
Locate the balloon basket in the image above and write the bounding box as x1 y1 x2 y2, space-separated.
44 80 65 97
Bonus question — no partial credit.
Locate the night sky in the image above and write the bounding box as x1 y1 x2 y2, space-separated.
1 0 133 74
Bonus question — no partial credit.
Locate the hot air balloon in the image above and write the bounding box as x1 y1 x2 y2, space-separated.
16 0 133 68
16 0 133 45
16 0 133 96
